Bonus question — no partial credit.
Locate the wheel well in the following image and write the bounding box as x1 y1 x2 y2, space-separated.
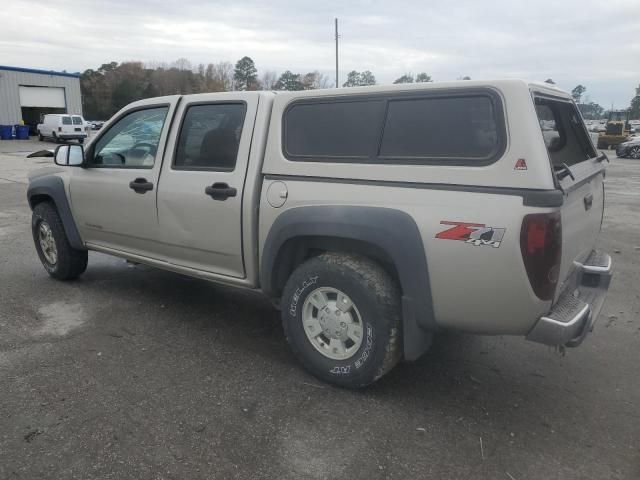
270 236 401 298
28 194 54 210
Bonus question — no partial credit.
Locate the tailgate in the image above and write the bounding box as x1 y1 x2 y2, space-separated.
533 94 606 297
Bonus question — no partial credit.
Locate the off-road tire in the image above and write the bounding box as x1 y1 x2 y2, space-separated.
32 202 87 280
281 252 402 388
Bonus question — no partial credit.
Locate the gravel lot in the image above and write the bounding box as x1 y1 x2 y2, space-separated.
1 138 638 479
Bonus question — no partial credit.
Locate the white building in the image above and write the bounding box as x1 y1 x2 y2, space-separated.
0 65 83 132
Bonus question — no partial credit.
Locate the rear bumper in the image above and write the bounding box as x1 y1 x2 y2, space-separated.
526 250 612 347
59 134 87 140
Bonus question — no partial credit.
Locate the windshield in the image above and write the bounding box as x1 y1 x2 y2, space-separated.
534 96 596 167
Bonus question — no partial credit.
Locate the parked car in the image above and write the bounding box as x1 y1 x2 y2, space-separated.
37 114 87 143
616 136 640 159
26 80 612 388
88 120 105 130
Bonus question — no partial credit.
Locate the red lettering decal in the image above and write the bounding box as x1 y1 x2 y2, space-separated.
436 221 485 241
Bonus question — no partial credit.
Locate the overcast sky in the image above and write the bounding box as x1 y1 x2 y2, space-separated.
2 0 638 107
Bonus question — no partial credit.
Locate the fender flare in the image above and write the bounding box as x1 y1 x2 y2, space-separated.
27 175 85 250
261 206 436 360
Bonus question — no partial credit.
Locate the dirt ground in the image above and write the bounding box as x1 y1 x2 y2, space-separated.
0 138 638 479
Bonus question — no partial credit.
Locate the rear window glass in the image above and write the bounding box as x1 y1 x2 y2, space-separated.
62 116 72 125
379 96 499 159
72 116 83 125
283 92 503 164
284 100 385 159
535 97 596 167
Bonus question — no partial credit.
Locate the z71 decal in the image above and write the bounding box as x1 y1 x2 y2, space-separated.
436 221 506 248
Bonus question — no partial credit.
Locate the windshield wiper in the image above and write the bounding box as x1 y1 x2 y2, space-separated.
554 163 575 181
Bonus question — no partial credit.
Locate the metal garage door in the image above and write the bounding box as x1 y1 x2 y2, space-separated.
19 86 66 108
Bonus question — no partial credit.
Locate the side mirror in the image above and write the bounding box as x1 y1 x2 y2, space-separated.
54 144 84 166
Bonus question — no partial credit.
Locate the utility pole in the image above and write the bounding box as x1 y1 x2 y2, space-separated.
335 18 339 88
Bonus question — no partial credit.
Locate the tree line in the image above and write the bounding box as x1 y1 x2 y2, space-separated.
545 79 640 120
80 58 639 121
80 57 439 119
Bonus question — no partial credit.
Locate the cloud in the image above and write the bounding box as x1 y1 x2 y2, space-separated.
1 0 638 106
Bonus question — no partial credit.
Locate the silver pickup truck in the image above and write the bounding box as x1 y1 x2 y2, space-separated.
27 79 612 388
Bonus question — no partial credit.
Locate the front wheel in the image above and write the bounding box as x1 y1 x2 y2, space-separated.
38 132 44 141
32 202 88 280
281 253 402 388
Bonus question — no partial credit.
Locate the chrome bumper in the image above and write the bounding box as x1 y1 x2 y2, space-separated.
527 250 612 347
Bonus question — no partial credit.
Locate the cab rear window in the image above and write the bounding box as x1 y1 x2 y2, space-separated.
534 96 596 167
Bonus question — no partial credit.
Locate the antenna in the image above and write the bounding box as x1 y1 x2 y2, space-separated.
335 18 339 88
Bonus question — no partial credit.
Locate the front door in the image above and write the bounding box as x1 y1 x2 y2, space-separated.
70 102 175 258
156 93 259 278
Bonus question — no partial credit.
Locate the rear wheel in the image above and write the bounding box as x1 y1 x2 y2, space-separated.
281 252 402 388
32 202 87 280
630 146 640 159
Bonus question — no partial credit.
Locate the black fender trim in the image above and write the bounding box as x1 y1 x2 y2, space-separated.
27 175 85 250
261 206 435 360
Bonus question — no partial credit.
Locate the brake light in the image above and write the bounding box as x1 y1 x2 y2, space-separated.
520 212 562 300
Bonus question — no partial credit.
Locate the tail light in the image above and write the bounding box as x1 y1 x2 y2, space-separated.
520 212 562 300
58 127 62 132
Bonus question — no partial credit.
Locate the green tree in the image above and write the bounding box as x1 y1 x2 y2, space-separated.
343 70 376 87
274 71 304 91
415 72 432 83
233 56 258 91
571 85 586 103
629 83 640 119
393 74 414 84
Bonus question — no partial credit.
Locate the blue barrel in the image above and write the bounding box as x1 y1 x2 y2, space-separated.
15 125 30 140
0 125 12 140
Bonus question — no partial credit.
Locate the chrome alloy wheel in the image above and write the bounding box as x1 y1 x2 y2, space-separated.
38 221 58 265
301 287 364 360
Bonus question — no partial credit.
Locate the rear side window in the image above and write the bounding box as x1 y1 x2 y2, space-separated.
534 96 596 167
283 90 504 165
174 103 246 170
72 116 83 125
62 116 72 125
284 100 385 159
379 96 499 160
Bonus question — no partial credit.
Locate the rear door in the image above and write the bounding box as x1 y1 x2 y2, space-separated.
533 94 605 292
156 93 259 278
60 115 74 136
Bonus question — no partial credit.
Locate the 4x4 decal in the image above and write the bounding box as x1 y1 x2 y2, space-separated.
436 221 506 248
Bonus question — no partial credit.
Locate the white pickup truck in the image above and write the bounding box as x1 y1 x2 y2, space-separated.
27 80 612 388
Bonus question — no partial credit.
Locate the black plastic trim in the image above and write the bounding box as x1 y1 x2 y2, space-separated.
261 205 435 360
264 174 565 208
27 175 85 250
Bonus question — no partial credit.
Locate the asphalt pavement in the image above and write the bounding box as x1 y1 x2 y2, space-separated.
0 138 638 479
